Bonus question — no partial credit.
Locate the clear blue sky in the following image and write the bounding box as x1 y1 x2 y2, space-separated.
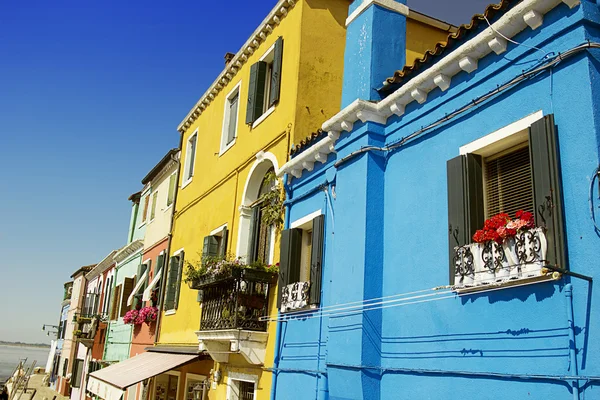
0 0 490 344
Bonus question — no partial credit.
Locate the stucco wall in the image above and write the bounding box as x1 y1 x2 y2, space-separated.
143 163 178 250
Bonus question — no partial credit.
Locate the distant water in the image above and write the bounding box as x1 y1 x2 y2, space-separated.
0 345 49 383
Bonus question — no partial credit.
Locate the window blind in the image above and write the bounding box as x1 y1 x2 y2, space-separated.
485 145 534 217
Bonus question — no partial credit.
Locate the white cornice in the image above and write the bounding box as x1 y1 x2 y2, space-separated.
278 0 579 180
114 240 144 264
86 250 118 280
177 0 297 134
346 0 409 27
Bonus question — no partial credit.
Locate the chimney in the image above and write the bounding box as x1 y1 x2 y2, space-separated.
224 52 235 65
341 0 408 107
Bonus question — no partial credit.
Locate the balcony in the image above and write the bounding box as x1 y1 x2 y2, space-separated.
190 268 276 365
453 227 558 289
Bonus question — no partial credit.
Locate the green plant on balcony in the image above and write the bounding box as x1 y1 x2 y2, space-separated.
184 255 278 289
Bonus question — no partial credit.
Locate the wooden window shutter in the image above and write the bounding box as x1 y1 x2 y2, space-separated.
268 37 283 108
220 228 229 258
245 61 268 125
110 285 121 321
529 114 566 269
277 228 302 307
446 154 484 284
167 174 176 206
309 215 325 305
173 251 185 309
202 236 219 258
248 206 261 262
164 256 180 310
120 277 135 317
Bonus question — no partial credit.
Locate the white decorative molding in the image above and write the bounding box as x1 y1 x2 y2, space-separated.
346 0 409 27
196 329 269 365
277 0 577 181
488 37 508 55
524 10 543 29
433 74 451 91
177 0 295 133
114 240 144 264
411 88 427 103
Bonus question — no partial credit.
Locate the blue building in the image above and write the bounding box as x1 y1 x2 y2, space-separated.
272 0 600 399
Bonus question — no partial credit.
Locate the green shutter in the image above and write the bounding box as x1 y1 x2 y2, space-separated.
220 228 229 258
245 62 268 125
174 251 185 309
309 215 325 305
248 206 261 262
120 278 134 317
529 114 566 269
278 228 302 307
155 253 165 306
164 256 180 310
446 154 484 284
203 236 219 258
167 174 176 206
269 37 283 108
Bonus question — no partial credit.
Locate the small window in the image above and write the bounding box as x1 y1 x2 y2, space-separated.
221 84 241 154
183 131 198 185
278 214 325 312
110 285 122 321
150 191 158 221
120 277 135 317
71 359 84 388
231 380 255 400
166 173 177 207
203 227 229 259
62 358 69 377
245 37 283 126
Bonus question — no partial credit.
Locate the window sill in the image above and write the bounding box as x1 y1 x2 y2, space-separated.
164 309 176 316
163 204 173 214
251 106 276 129
181 178 193 190
219 139 236 157
454 273 558 295
138 222 146 229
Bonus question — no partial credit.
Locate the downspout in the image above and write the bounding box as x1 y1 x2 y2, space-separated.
270 173 292 400
155 142 183 344
565 284 580 400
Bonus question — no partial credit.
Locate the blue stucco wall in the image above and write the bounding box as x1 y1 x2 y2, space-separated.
275 2 600 399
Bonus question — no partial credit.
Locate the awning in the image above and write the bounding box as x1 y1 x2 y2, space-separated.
87 352 198 400
142 267 162 302
127 270 148 306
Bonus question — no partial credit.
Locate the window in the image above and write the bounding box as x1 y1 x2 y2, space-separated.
248 172 276 264
245 37 283 126
164 251 185 312
278 213 325 312
166 173 177 207
102 276 112 317
221 83 241 154
150 191 158 221
183 130 198 185
141 195 150 224
227 374 258 400
71 359 84 388
203 227 229 259
62 358 69 377
447 114 565 286
131 261 151 309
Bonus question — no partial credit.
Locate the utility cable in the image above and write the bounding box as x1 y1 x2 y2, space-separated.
589 165 600 233
483 15 548 58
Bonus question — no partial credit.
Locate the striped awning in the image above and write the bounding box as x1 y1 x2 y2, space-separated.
87 352 197 400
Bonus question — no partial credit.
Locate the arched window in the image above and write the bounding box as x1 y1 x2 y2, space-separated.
248 168 275 263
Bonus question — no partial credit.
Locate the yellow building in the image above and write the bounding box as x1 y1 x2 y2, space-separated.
152 1 454 400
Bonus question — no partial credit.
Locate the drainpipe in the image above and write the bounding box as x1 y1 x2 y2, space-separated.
270 174 292 400
155 144 183 344
565 284 580 400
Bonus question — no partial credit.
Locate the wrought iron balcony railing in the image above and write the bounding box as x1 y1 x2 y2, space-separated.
454 227 549 288
190 268 276 332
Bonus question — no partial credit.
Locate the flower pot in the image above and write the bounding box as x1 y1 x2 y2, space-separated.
453 245 475 287
502 237 521 280
516 228 547 278
474 243 495 285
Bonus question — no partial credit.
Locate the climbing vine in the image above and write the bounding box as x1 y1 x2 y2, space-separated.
260 171 285 228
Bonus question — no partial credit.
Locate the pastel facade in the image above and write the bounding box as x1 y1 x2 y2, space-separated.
275 0 600 399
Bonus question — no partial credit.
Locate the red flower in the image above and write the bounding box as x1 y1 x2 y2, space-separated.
473 230 486 243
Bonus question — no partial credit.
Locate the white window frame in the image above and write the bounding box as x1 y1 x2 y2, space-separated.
164 247 185 315
152 372 181 400
290 210 323 283
182 129 198 189
183 373 208 400
139 190 151 228
251 43 277 129
226 372 258 400
220 81 242 156
149 190 159 223
165 172 177 212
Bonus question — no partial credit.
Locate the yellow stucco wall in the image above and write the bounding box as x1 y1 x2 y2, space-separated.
405 18 452 67
157 1 349 399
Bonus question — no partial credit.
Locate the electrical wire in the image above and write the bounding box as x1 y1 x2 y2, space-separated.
589 165 600 233
264 270 557 323
483 15 548 58
335 42 600 169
